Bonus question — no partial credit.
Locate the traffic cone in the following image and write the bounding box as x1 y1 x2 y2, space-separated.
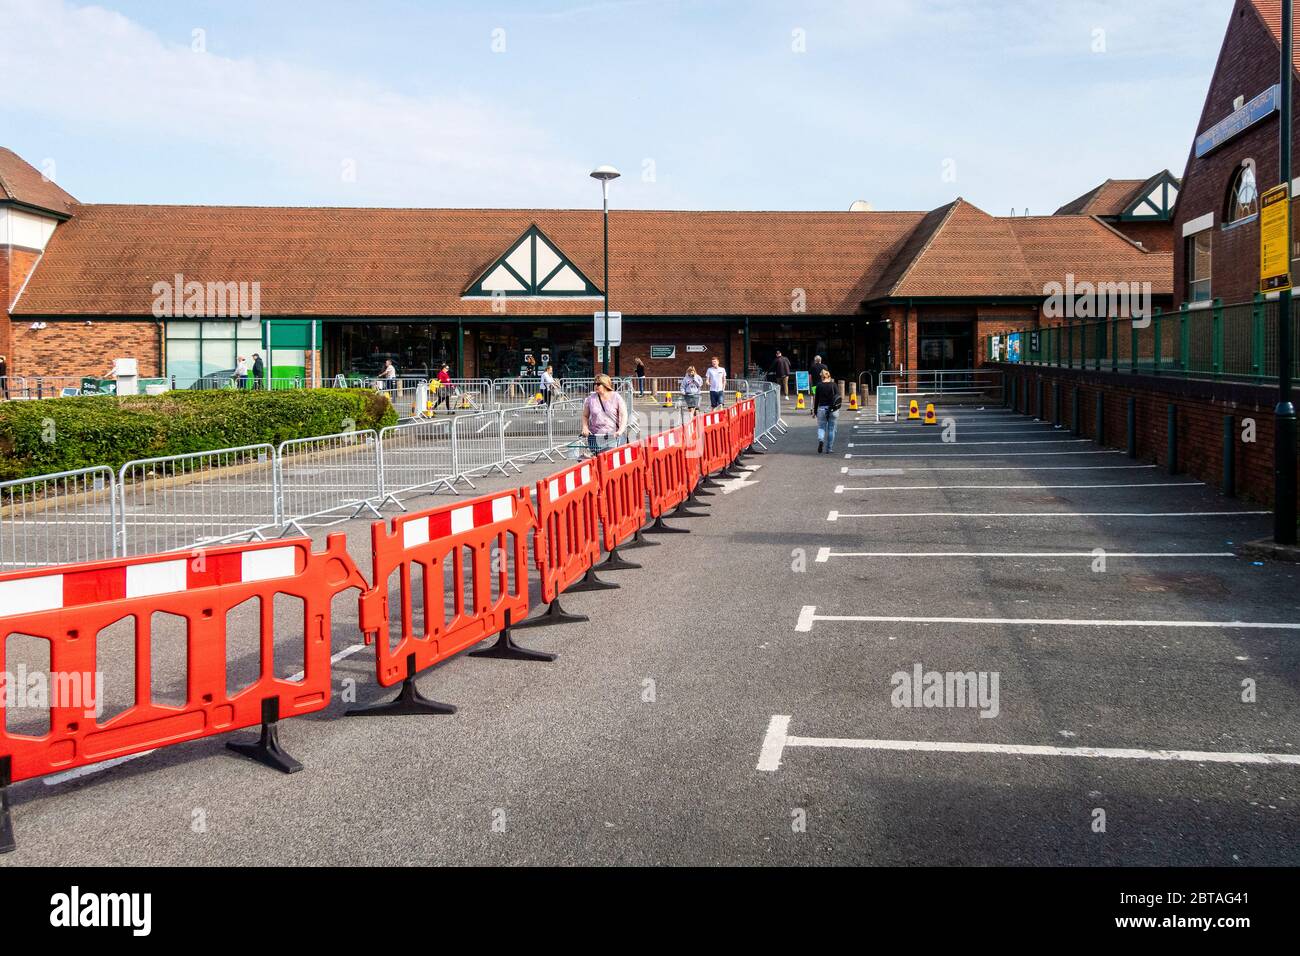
923 403 937 425
908 399 920 420
849 392 859 411
796 392 806 410
663 391 674 408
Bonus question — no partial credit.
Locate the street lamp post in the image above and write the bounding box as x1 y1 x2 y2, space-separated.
1278 0 1297 544
590 165 620 375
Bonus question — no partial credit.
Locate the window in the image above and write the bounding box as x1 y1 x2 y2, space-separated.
1186 232 1211 302
1226 162 1258 224
165 320 263 384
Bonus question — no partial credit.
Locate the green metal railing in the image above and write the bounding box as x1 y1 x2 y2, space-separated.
983 296 1300 384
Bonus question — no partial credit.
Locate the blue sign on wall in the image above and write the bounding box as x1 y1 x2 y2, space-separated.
1195 85 1279 158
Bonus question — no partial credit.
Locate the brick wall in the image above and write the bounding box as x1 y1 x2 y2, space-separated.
613 322 736 379
1110 220 1175 254
2 245 44 370
1173 0 1298 305
7 319 162 379
999 362 1293 507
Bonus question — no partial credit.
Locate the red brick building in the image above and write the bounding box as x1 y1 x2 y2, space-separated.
1174 0 1300 306
1 147 1170 387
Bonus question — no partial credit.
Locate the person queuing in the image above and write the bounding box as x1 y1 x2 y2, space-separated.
435 363 453 412
539 363 557 406
705 356 727 410
233 355 249 390
769 350 791 400
810 354 828 383
635 356 647 396
680 365 703 418
581 373 628 455
0 355 8 400
250 352 265 390
812 368 842 454
380 359 397 391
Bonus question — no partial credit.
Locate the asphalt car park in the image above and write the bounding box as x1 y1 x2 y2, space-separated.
3 399 1298 865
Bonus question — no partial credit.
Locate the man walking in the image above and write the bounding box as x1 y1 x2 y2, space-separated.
810 354 828 383
770 350 791 400
706 356 727 410
250 352 265 390
581 374 628 456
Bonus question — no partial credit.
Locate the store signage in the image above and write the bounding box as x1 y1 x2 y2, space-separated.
650 345 676 359
876 385 898 422
1195 85 1279 158
594 311 622 346
686 345 707 352
1261 183 1292 293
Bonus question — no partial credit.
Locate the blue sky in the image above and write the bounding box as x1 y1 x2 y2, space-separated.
1 0 1234 213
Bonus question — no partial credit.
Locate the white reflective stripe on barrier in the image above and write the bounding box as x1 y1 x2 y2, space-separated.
0 544 301 617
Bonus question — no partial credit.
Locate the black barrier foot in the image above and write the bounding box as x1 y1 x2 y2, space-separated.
700 477 723 488
346 655 457 717
670 503 708 519
599 549 642 571
621 526 660 548
641 516 689 534
0 757 15 855
566 568 619 593
513 598 590 629
226 698 304 774
691 484 717 498
468 612 557 662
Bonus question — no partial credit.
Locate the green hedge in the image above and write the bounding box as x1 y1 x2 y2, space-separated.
0 388 397 482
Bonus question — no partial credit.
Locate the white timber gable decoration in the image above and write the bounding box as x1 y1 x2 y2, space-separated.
464 225 602 298
1120 172 1179 221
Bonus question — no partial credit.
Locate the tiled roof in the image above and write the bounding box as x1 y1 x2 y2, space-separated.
12 199 1172 317
1250 0 1300 74
864 200 1171 301
0 148 79 217
1054 179 1147 217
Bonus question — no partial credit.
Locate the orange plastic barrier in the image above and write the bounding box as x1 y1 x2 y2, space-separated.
518 457 618 628
595 441 650 567
697 409 734 479
644 426 692 534
0 535 365 852
352 488 544 715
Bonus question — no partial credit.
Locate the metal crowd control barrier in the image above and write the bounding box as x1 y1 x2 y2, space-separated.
516 458 614 629
0 467 120 570
452 411 509 480
277 429 386 533
493 377 543 408
0 534 367 853
500 404 554 470
118 444 279 556
878 368 1004 402
546 399 586 459
378 417 457 503
350 488 545 716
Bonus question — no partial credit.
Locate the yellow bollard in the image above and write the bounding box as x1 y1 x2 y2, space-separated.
908 399 920 420
923 402 937 425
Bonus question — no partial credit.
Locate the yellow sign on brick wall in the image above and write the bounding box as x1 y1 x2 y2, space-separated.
1260 183 1292 293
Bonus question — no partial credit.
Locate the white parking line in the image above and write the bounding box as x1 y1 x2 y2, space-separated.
844 450 1125 459
827 510 1266 521
847 439 1091 448
755 716 1300 772
793 606 1300 632
832 482 1204 493
813 548 1235 562
841 465 1159 474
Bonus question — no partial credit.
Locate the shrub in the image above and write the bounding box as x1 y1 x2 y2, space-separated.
0 388 397 482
